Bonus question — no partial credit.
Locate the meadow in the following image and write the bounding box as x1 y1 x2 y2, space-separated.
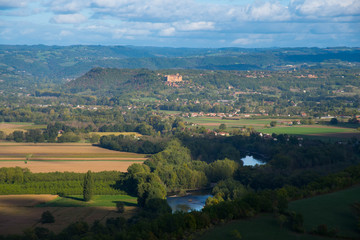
289 185 360 238
258 126 357 135
198 186 360 240
197 214 328 240
186 117 359 138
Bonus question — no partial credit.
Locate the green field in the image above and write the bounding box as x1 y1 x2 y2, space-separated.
37 195 138 207
197 214 328 240
259 126 356 135
289 185 360 238
198 186 360 240
187 117 275 130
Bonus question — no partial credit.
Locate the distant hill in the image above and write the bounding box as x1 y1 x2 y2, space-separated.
0 45 359 85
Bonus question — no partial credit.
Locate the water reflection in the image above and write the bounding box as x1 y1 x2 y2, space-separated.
167 193 212 213
241 155 265 166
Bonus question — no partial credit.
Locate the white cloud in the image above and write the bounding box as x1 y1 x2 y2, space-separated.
174 21 215 31
51 13 87 24
247 2 291 21
290 0 360 17
159 27 176 36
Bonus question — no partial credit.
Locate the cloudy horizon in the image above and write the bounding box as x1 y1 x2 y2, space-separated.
0 0 359 48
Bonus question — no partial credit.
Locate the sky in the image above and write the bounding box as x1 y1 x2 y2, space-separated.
0 0 359 48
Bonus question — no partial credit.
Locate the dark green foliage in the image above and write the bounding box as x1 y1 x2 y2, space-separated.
286 211 304 233
83 170 93 202
100 134 165 154
116 201 125 213
207 159 240 182
0 167 25 184
330 118 338 125
212 179 248 200
40 211 55 224
145 139 208 191
311 224 338 237
13 131 24 142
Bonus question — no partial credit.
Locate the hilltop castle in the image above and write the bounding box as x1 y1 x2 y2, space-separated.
165 73 182 83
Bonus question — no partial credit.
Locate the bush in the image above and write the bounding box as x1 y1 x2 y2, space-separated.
116 201 125 213
41 211 55 224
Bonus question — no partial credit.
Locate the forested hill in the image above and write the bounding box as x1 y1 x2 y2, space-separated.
65 68 162 94
1 45 359 84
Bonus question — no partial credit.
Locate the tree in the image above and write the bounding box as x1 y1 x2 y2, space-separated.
330 118 338 125
219 123 227 131
83 170 93 202
41 210 55 224
270 121 277 127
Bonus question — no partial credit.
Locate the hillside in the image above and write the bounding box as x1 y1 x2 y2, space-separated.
65 68 164 94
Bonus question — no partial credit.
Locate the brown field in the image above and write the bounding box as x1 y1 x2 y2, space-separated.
0 195 137 235
0 143 146 172
0 160 142 173
0 142 147 159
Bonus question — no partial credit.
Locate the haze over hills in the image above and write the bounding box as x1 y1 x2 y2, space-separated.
0 45 359 85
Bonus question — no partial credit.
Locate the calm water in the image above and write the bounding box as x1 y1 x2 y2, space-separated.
241 155 265 166
167 156 264 212
167 193 212 212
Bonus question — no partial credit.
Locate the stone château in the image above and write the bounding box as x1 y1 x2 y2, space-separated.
165 73 182 83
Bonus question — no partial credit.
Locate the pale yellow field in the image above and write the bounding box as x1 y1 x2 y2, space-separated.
0 123 45 135
0 160 142 173
0 142 147 159
0 143 147 172
0 195 137 234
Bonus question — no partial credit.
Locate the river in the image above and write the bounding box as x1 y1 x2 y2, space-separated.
166 155 265 212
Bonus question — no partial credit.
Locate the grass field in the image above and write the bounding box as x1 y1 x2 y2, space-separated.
0 142 147 172
258 125 357 135
187 117 275 128
198 186 360 240
0 122 46 135
0 194 137 235
289 185 360 238
186 117 360 138
197 214 328 240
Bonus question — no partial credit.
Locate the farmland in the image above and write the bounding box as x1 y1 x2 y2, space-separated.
0 143 147 173
258 125 358 135
0 194 137 234
186 117 359 138
0 122 46 135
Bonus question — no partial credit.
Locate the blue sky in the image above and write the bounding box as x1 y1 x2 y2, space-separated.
0 0 359 48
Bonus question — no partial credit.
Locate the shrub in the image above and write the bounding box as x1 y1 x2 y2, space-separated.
41 211 55 224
